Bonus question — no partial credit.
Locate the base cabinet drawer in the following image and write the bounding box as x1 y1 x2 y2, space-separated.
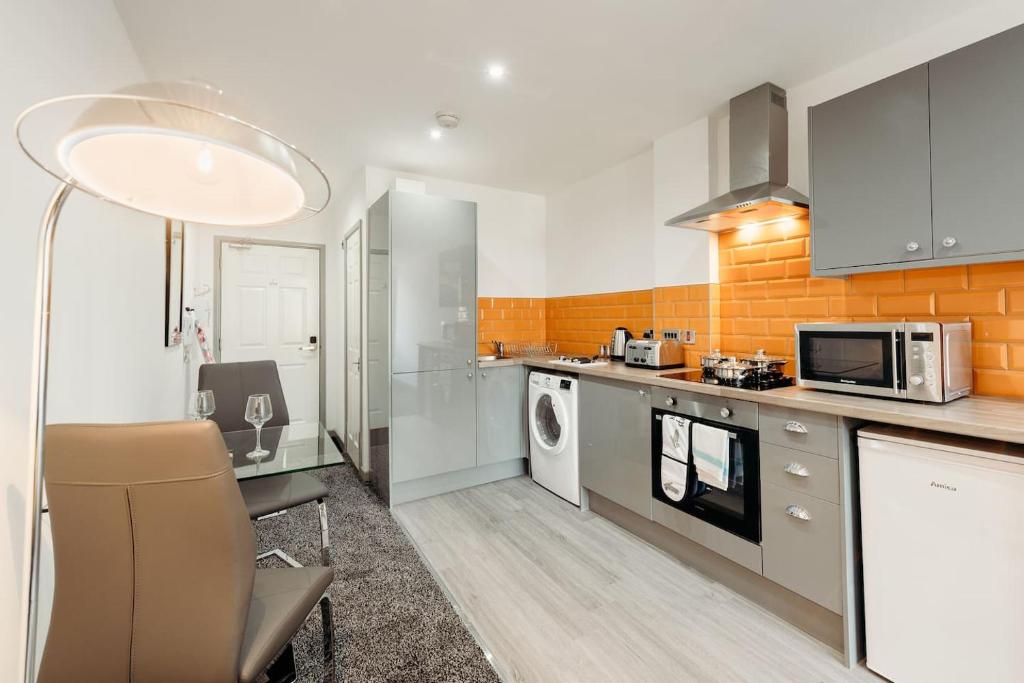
761 443 840 504
761 483 843 614
759 405 838 458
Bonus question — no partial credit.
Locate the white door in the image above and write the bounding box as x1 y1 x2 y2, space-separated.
220 242 320 425
344 228 362 469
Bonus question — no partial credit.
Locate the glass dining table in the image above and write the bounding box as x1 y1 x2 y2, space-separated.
223 422 344 481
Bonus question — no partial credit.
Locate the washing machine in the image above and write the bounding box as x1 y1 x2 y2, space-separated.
528 371 580 505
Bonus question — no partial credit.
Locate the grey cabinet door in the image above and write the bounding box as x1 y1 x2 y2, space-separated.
391 368 477 482
580 377 652 519
930 24 1024 259
477 366 524 466
809 64 933 271
390 192 477 374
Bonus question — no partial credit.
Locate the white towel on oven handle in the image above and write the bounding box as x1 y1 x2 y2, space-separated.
660 455 688 502
692 422 731 491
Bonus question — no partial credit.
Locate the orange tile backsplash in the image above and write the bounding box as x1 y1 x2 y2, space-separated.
715 217 1024 399
477 217 1024 399
546 290 654 357
477 297 546 356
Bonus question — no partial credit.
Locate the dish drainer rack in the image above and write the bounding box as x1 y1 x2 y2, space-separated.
505 342 558 358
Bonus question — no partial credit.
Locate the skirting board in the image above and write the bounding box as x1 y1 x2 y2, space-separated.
391 458 527 506
588 490 847 658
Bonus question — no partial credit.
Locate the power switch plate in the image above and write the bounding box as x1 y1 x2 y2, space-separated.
682 329 697 345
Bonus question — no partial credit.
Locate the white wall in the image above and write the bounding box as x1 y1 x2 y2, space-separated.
545 150 655 297
0 0 150 673
786 1 1024 195
545 119 715 297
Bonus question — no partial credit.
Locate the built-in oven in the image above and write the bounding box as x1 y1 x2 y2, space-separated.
651 388 760 543
795 322 972 403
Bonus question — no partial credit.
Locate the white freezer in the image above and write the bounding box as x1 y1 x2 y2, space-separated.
858 425 1024 683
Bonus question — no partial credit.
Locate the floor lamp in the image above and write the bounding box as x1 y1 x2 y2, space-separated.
13 81 330 681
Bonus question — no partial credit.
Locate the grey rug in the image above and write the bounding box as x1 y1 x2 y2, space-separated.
255 463 500 683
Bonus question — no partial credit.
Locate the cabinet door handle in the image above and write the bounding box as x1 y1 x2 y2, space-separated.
906 241 920 252
941 236 958 248
638 389 647 397
783 462 810 478
466 372 474 379
785 505 812 521
784 420 807 434
481 372 487 378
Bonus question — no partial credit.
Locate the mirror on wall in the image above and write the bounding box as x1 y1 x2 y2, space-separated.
164 219 184 347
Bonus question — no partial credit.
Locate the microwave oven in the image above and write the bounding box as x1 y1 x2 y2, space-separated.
794 322 972 403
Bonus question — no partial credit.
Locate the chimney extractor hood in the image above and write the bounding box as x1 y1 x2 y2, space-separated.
666 82 809 232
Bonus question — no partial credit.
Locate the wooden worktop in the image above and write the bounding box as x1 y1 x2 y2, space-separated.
480 357 1024 444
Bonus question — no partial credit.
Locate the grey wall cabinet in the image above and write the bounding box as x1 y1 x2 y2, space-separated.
477 365 525 467
930 24 1024 260
579 377 652 519
809 23 1024 274
809 65 934 272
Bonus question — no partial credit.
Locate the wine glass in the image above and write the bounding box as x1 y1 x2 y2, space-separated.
244 394 273 459
190 389 216 421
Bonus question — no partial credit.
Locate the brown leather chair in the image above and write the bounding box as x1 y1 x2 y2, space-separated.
40 421 335 683
199 360 331 566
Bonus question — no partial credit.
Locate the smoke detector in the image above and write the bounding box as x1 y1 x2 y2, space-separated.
434 111 460 129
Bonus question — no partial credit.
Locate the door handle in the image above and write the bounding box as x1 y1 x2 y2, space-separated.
300 345 318 351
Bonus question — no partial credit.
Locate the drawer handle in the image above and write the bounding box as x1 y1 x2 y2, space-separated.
784 420 808 434
785 505 812 521
783 462 810 478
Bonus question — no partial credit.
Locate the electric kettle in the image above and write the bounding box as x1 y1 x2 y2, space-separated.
610 327 632 361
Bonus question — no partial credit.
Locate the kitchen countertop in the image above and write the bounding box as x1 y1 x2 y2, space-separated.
481 356 1024 444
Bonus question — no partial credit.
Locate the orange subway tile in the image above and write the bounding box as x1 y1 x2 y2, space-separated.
1010 345 1024 370
767 238 807 261
904 266 968 292
750 336 792 357
748 261 787 281
935 289 1005 316
732 244 768 264
765 279 807 298
786 297 829 317
973 369 1024 398
829 295 877 316
769 318 803 337
733 282 767 300
970 262 1024 288
750 299 787 317
720 264 749 283
974 317 1024 342
734 318 770 336
877 292 934 316
973 342 1008 370
719 300 749 318
786 258 811 278
1010 289 1024 314
808 277 847 296
849 271 904 294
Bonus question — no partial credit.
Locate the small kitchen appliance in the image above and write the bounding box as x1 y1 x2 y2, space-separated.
625 338 684 369
610 327 632 361
795 322 971 403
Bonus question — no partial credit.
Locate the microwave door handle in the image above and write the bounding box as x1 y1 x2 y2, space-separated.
892 329 906 396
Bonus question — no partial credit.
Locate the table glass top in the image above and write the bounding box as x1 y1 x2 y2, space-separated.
223 422 343 480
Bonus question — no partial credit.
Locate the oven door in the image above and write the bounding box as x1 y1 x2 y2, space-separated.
796 323 906 398
651 409 761 543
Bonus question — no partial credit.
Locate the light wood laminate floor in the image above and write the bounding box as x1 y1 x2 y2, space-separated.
394 476 880 683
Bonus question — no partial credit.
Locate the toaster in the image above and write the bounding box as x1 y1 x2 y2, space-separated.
625 339 684 369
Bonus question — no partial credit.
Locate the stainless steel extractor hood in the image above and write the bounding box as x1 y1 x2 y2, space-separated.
666 82 809 232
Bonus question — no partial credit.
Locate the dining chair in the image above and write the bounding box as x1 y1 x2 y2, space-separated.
40 421 335 683
198 360 331 567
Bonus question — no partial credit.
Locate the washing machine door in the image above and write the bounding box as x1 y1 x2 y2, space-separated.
531 389 569 456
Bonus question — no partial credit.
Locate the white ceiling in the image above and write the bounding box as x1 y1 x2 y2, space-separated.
113 0 973 195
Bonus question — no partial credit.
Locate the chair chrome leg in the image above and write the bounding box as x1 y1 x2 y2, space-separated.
265 642 298 683
318 498 331 567
257 548 303 568
319 595 335 683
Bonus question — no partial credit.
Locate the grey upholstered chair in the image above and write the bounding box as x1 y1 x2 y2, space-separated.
41 421 335 683
198 360 332 567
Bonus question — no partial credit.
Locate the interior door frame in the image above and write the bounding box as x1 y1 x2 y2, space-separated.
342 220 363 469
213 236 327 427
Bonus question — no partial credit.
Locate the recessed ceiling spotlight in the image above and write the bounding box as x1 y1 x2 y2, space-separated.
429 128 443 140
487 63 506 80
